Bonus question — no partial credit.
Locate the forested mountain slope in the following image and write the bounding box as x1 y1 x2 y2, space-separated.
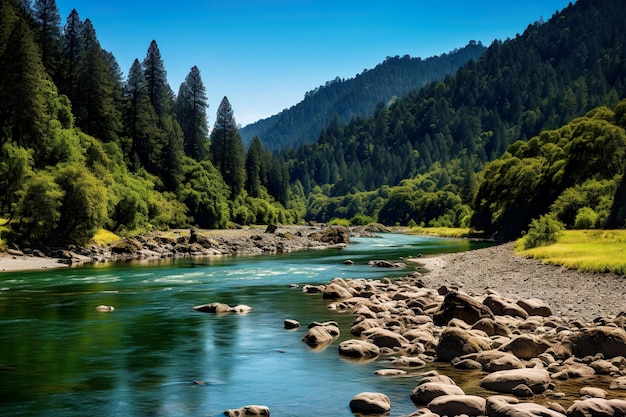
285 0 626 203
240 42 486 151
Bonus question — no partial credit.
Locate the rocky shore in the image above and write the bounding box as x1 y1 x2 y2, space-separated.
0 224 353 272
285 243 626 417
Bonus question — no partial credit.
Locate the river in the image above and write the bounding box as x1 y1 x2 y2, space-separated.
0 234 485 417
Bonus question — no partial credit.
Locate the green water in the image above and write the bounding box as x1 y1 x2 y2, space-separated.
0 234 484 416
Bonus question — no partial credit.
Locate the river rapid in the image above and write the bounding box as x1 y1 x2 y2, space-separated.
0 234 485 417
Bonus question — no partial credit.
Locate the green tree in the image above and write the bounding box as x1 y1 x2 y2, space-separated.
61 8 82 99
245 136 264 198
210 96 245 197
142 40 170 119
0 142 33 215
32 0 63 80
176 65 209 160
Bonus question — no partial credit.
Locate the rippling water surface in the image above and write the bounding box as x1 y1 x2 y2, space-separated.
0 234 483 416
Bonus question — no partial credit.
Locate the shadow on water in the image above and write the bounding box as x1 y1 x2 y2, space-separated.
0 234 493 417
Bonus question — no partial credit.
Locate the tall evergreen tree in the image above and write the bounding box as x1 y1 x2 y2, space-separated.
210 96 245 197
177 65 209 161
123 58 160 170
245 136 264 198
142 40 170 119
62 8 82 99
73 19 121 142
32 0 63 80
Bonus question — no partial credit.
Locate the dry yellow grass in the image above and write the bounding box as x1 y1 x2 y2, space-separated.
407 226 471 238
515 229 626 274
91 229 122 245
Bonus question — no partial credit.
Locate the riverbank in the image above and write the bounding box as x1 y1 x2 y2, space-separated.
409 242 626 322
0 224 352 272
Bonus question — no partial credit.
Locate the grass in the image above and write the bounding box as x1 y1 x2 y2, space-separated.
406 226 472 238
515 229 626 274
91 229 122 245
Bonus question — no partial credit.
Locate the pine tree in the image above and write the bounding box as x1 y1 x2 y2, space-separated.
142 40 170 119
245 136 264 197
73 19 121 142
62 8 82 99
177 65 209 161
123 59 159 170
31 0 63 80
210 96 245 197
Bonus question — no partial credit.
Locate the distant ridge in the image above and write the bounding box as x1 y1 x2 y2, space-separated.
240 42 486 151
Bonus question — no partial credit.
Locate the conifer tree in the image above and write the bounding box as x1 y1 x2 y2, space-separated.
62 8 82 99
32 0 63 80
177 65 209 161
73 19 121 142
142 40 170 119
210 96 245 197
245 136 264 197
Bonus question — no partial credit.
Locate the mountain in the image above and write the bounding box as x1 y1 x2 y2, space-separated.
240 42 486 151
285 0 626 230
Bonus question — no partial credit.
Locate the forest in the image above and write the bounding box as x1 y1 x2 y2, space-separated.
240 42 486 151
1 0 626 249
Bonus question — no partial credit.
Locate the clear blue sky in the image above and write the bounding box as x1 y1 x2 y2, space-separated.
56 0 572 127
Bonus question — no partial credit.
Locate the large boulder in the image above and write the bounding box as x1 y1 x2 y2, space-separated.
472 318 511 337
302 325 337 347
338 339 380 359
194 302 234 314
483 294 529 319
566 398 626 417
436 327 492 362
433 291 495 326
410 382 465 405
498 335 550 360
567 326 626 359
322 282 353 300
223 405 270 416
349 392 391 415
428 394 486 416
480 368 552 394
485 395 566 417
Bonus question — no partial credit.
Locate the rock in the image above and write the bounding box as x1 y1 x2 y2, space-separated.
368 259 406 268
374 369 407 376
472 318 511 337
193 302 233 314
589 359 620 375
349 392 391 415
362 327 409 349
302 324 339 347
566 398 626 417
610 375 626 390
436 327 492 362
94 305 114 312
484 294 529 319
469 351 524 372
322 282 353 300
580 387 607 399
485 395 566 417
511 384 534 398
517 298 553 317
452 358 483 370
301 284 324 294
284 319 300 329
343 259 354 265
338 339 380 359
480 368 552 394
310 226 350 244
567 326 626 359
264 224 278 234
231 304 253 314
498 335 550 360
433 291 495 326
410 382 465 405
428 394 486 416
223 405 270 416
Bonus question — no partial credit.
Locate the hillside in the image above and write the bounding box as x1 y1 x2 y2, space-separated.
239 42 486 151
286 0 626 234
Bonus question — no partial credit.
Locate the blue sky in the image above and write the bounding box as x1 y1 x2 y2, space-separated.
55 0 572 127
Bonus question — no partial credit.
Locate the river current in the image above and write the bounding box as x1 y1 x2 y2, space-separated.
0 234 484 416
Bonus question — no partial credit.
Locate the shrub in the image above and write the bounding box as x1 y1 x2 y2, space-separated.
523 214 564 249
329 218 350 227
350 214 374 226
574 207 599 229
